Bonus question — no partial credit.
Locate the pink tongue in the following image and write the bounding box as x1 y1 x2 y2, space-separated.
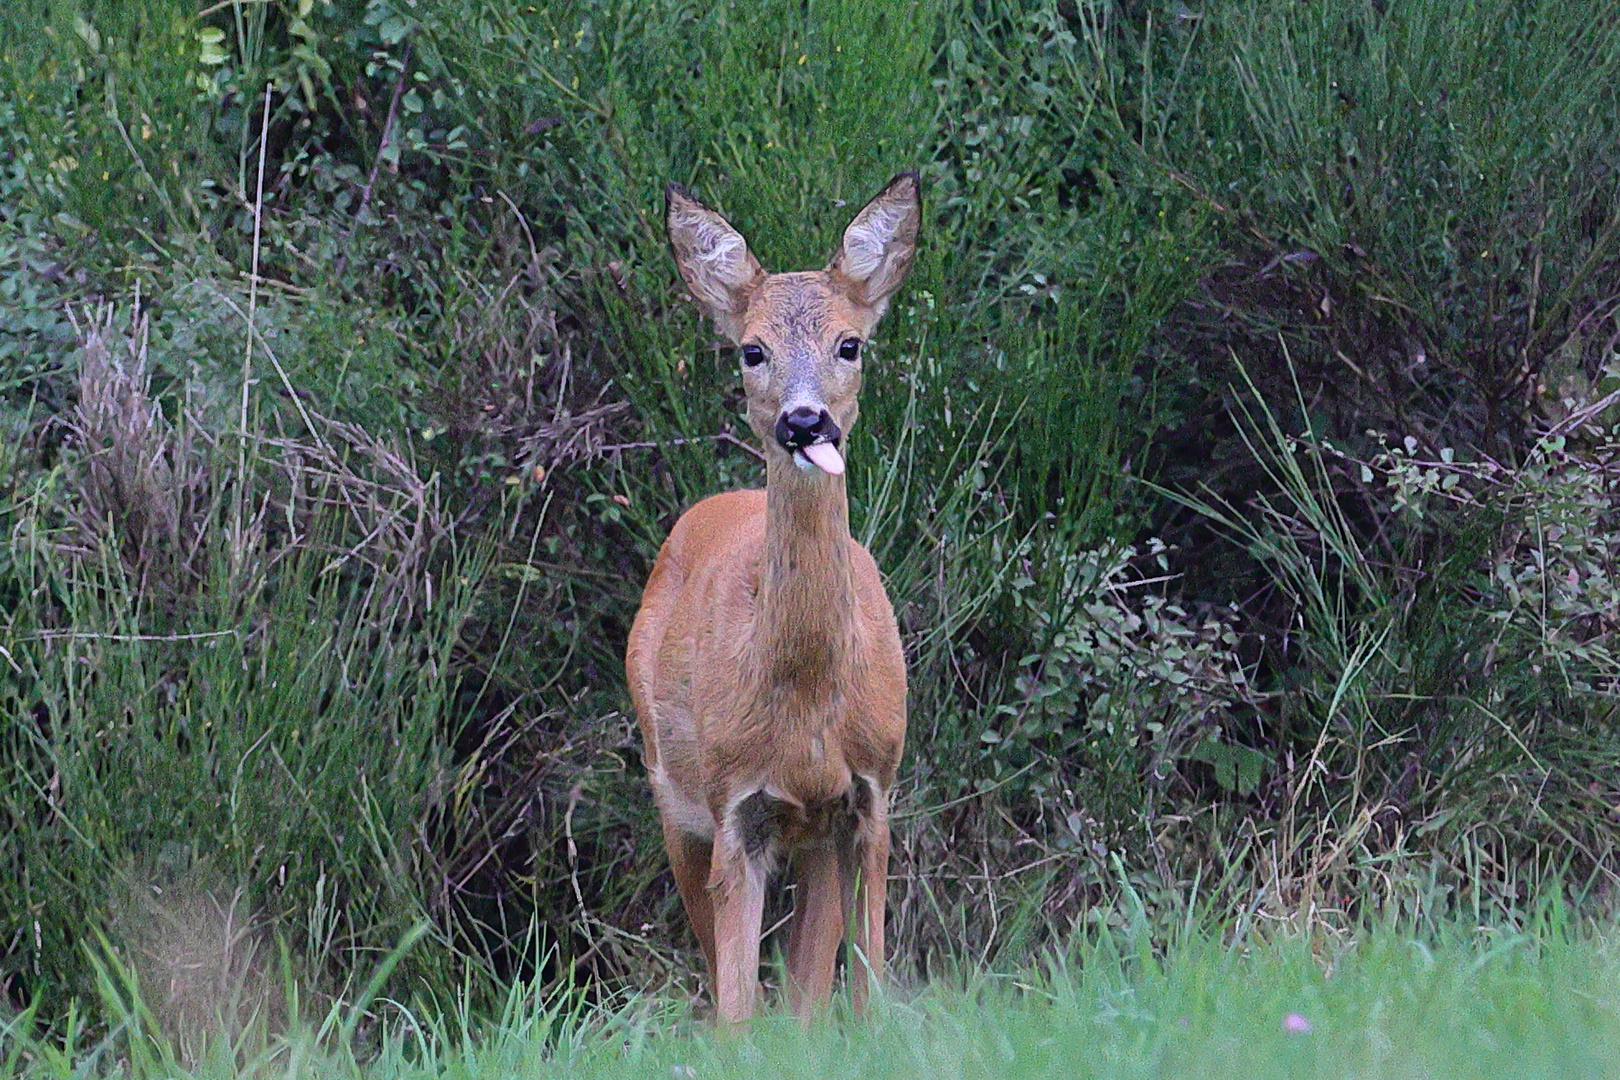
802 442 845 475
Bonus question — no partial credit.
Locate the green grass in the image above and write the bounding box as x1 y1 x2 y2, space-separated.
7 921 1620 1079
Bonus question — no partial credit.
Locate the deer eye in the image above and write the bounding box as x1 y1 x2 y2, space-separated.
741 344 766 368
837 337 862 362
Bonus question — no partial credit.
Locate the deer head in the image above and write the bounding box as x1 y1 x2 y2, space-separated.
666 172 921 477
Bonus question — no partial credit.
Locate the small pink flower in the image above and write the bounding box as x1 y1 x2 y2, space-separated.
1282 1012 1313 1035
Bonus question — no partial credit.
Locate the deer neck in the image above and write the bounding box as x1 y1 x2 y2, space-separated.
756 455 856 695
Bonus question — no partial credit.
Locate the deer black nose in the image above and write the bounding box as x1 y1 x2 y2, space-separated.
775 406 840 451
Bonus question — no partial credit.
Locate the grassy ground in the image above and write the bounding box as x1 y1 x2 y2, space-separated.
6 921 1619 1079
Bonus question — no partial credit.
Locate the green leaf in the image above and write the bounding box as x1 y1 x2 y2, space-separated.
378 15 411 45
73 16 101 53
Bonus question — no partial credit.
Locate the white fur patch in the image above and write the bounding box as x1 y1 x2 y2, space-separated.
696 230 751 285
842 201 908 280
650 763 716 841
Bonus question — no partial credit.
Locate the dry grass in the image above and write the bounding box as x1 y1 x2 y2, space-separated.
108 872 281 1067
61 305 210 598
54 305 451 627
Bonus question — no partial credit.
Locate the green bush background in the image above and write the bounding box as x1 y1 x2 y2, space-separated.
2 0 1618 1035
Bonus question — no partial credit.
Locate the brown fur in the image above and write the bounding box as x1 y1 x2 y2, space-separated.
627 173 920 1026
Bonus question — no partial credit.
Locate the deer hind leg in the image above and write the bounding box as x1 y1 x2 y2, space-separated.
850 780 891 1014
708 793 772 1027
660 819 718 995
785 835 846 1023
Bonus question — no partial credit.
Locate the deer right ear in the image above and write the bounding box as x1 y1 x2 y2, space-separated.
666 184 766 343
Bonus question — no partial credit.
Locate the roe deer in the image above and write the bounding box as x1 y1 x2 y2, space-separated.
626 173 919 1026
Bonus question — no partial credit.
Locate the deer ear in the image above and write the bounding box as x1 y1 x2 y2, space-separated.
666 184 766 343
828 171 920 314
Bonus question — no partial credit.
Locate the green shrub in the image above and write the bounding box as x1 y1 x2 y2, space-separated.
0 311 485 1023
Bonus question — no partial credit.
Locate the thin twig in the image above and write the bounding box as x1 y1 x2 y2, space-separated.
104 77 181 252
23 630 239 643
210 287 330 453
347 43 413 239
197 0 271 17
234 271 310 295
233 80 273 571
1542 386 1620 441
597 431 764 461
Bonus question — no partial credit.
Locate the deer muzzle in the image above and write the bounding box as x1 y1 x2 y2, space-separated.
775 407 844 475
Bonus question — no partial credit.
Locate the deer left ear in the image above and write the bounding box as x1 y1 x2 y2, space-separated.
828 171 920 314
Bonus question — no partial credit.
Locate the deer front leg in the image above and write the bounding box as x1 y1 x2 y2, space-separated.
850 784 890 1014
708 801 769 1027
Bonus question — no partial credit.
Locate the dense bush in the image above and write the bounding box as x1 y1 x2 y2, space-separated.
1 0 1617 1037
